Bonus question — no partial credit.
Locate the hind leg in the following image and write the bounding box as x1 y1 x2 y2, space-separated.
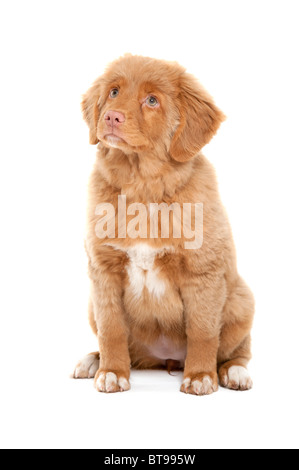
74 299 100 379
217 277 255 391
218 336 253 390
73 352 100 379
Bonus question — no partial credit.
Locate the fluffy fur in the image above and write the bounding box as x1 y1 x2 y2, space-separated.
74 54 255 395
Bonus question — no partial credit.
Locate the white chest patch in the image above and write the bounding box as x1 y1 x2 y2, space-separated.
126 244 167 299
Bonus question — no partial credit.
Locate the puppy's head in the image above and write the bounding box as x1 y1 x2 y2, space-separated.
82 55 225 161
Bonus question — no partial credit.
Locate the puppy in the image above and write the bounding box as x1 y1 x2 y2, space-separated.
74 54 255 395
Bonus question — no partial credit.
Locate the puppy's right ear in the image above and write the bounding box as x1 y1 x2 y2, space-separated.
81 78 102 145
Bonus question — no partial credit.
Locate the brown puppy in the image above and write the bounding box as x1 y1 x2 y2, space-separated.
74 54 255 395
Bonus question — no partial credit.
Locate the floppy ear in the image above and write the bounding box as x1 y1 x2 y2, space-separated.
81 78 102 145
170 74 225 162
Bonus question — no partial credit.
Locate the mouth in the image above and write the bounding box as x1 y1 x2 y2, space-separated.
103 133 127 147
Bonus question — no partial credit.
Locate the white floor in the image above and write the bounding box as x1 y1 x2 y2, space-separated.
1 359 298 449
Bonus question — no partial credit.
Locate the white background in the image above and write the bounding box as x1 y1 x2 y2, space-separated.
0 0 299 450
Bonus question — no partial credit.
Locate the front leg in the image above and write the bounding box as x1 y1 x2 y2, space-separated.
91 271 131 393
180 274 226 396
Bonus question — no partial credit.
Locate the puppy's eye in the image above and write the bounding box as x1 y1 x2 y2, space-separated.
145 96 159 107
110 88 119 98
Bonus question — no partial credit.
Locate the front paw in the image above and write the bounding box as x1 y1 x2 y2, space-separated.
94 370 130 393
180 372 218 396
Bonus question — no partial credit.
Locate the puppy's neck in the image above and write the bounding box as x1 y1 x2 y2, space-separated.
96 145 194 202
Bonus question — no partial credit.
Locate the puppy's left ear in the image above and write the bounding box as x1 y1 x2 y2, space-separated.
170 74 225 162
81 78 102 145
